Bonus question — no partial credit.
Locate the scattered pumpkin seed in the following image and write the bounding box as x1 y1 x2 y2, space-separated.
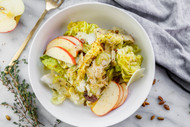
157 117 164 120
6 115 11 121
142 98 148 107
159 101 166 105
158 96 163 101
164 104 170 110
152 79 156 85
145 101 150 105
135 115 142 119
150 115 155 120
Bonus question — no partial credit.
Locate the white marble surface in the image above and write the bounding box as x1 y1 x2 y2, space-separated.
0 0 190 127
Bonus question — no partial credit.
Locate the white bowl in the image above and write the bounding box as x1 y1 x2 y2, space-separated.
28 2 155 127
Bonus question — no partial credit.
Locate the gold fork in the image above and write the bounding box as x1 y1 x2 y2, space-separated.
9 0 64 66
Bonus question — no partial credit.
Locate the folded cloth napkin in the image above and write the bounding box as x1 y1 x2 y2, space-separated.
111 0 190 91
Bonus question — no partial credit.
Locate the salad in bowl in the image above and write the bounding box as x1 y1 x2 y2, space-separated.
40 21 143 116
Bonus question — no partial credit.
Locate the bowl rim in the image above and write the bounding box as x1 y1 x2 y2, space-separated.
28 2 155 127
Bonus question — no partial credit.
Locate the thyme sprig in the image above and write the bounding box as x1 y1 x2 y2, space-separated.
54 119 62 127
0 60 40 127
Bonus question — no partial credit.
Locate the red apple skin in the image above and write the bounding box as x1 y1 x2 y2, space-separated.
45 46 76 65
57 36 77 46
1 27 16 33
115 85 124 108
121 88 129 105
117 86 129 108
55 46 76 65
112 84 123 110
118 85 124 107
70 36 83 48
63 36 83 48
57 37 79 57
1 28 15 33
47 36 78 57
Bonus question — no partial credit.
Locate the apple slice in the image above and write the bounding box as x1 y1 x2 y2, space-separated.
0 13 17 32
62 36 83 50
0 0 24 33
91 81 120 116
45 46 76 65
46 36 78 57
118 83 129 107
112 84 123 109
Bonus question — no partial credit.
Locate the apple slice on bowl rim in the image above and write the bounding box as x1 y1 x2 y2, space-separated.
116 68 145 108
46 36 78 57
117 83 129 108
0 0 24 33
117 68 145 107
91 81 120 116
112 84 123 110
45 46 76 65
62 36 83 50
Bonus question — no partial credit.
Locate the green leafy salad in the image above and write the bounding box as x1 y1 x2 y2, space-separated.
40 21 143 107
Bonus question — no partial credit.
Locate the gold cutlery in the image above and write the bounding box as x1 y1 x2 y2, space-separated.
9 0 64 66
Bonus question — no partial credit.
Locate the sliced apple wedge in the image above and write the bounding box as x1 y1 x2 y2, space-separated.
0 0 24 33
118 83 129 107
46 36 78 57
45 46 76 65
0 13 17 32
113 84 123 109
62 36 83 50
91 81 120 116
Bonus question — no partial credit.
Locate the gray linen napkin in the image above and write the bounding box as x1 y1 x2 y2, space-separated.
111 0 190 92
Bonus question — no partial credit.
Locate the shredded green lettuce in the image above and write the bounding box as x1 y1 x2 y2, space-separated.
115 65 121 72
51 90 66 105
64 66 78 86
117 46 142 82
97 29 124 46
95 52 110 66
107 68 114 81
40 55 65 74
41 73 69 105
64 21 98 36
82 43 91 53
77 40 103 83
41 21 144 106
53 74 67 86
131 44 141 54
58 60 68 69
69 87 85 105
122 44 141 54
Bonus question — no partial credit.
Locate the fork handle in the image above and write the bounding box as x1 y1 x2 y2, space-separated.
9 9 48 66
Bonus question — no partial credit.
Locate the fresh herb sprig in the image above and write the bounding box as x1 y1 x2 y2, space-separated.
0 60 40 127
54 119 61 127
